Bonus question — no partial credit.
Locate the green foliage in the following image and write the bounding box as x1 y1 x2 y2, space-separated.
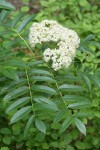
0 0 15 10
35 118 46 134
74 118 86 136
0 0 100 149
37 0 100 40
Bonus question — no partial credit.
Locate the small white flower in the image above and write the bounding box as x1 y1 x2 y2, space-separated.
29 20 80 71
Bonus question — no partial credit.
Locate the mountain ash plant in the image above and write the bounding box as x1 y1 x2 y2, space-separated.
0 1 100 148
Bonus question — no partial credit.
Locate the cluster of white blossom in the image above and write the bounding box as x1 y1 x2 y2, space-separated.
29 20 80 71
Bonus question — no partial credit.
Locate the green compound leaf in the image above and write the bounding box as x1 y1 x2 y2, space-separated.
3 86 29 101
2 78 27 92
28 60 44 66
35 118 46 134
68 101 91 109
81 73 91 91
74 117 86 136
2 68 19 81
59 116 73 133
0 10 10 22
54 110 67 123
30 68 52 76
33 96 57 106
11 12 25 27
59 84 86 92
3 58 26 68
33 96 58 111
84 34 95 41
87 74 100 88
30 76 55 83
32 85 57 95
63 95 88 102
73 112 93 118
17 14 36 33
6 97 30 114
34 103 58 111
0 0 15 10
24 115 35 137
10 106 32 124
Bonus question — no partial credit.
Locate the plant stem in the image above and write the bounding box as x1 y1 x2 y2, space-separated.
11 28 35 113
11 28 34 56
47 65 68 109
55 81 68 108
25 67 35 115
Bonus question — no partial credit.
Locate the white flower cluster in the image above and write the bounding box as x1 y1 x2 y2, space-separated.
29 20 80 71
